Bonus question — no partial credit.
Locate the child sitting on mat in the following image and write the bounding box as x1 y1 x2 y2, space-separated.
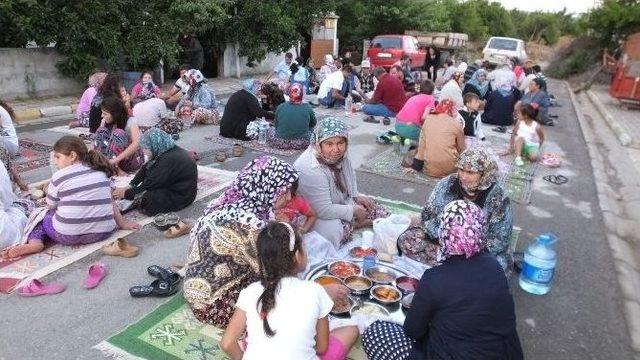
274 179 317 234
510 103 545 167
1 136 139 259
221 222 359 360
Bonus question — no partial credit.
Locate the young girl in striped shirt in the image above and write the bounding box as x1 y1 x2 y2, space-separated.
1 136 139 259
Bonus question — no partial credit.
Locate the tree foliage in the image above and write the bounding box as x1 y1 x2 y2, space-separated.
582 0 640 48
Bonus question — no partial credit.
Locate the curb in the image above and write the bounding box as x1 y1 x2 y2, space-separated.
567 81 640 357
586 89 633 147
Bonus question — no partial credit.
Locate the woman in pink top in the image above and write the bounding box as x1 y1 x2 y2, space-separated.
394 80 436 141
69 72 107 129
130 71 163 106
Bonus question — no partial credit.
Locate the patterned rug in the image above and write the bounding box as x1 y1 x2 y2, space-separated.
0 166 236 293
204 135 304 157
358 146 441 186
13 139 54 172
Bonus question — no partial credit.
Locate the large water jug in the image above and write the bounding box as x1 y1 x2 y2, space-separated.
345 94 353 116
519 233 557 295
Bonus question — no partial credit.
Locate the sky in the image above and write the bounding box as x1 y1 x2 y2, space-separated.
492 0 598 14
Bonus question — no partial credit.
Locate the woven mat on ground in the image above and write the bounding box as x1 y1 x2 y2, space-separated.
12 139 53 172
0 166 236 294
203 135 305 157
47 125 91 137
358 146 441 186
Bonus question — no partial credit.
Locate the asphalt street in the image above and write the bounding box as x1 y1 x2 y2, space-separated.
0 80 634 359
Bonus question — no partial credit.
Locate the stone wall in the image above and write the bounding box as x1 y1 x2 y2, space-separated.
220 44 296 78
0 48 83 100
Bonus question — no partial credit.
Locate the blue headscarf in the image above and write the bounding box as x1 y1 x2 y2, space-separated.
242 79 263 101
140 128 175 158
468 69 489 97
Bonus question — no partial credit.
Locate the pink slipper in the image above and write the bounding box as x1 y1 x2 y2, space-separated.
84 263 108 289
17 279 66 297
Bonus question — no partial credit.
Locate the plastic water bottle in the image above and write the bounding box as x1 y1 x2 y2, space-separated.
257 127 267 144
345 94 353 116
519 233 557 295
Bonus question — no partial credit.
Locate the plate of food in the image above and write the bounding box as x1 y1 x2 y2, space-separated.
396 276 419 294
365 267 397 284
314 275 344 287
344 275 373 295
371 285 402 305
349 246 378 259
350 301 390 317
331 296 354 316
328 261 361 279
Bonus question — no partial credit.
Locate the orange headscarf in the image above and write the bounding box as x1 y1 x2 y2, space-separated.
433 99 458 117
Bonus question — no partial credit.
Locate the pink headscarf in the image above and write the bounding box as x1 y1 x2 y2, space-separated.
437 200 487 261
433 99 458 118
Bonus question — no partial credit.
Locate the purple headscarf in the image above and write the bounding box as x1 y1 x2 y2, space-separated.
437 200 487 261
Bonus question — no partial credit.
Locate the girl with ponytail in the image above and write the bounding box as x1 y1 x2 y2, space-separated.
221 222 359 360
1 136 139 259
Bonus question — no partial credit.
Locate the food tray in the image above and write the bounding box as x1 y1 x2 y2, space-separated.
306 259 413 323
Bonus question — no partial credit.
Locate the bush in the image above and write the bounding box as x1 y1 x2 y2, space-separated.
547 37 599 78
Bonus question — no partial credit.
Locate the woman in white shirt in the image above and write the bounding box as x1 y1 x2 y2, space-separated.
439 72 464 108
221 222 359 360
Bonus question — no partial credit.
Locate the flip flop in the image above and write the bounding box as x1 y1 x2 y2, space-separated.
84 263 107 289
147 265 182 284
492 126 507 133
17 279 66 297
102 238 139 258
129 279 179 298
382 117 391 126
164 221 193 239
543 175 568 185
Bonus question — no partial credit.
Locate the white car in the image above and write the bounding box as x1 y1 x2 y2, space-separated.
483 37 527 62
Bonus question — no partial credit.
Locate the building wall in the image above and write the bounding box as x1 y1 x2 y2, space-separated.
220 44 296 78
0 48 83 100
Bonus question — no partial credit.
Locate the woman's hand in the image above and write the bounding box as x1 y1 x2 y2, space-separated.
403 167 417 175
352 204 367 222
112 187 127 200
354 195 375 212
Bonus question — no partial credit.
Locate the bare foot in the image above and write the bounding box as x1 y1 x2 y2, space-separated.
121 219 141 231
1 242 45 259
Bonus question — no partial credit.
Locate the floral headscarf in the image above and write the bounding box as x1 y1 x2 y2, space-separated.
310 117 357 196
187 69 206 85
206 156 299 227
437 200 487 261
243 79 263 95
456 147 498 192
433 99 458 118
313 116 349 145
88 72 107 88
139 128 175 158
288 83 304 104
468 69 489 97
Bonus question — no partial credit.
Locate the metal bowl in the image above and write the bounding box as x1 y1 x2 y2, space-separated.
350 301 390 317
330 296 354 316
328 260 361 279
401 292 414 311
370 284 402 305
396 276 420 295
314 275 344 287
365 266 397 284
344 275 373 295
348 246 378 259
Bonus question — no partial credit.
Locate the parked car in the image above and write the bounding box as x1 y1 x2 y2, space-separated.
482 37 527 61
367 35 426 70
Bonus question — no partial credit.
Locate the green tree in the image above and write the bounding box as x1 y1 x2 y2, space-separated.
583 0 640 48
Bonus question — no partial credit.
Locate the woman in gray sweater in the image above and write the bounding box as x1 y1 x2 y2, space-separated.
293 117 388 247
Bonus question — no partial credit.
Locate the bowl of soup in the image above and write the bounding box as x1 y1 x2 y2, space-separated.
365 267 397 284
328 261 361 279
344 275 373 295
370 285 402 305
396 276 419 294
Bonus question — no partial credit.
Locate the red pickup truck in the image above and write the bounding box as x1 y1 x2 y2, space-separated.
367 35 426 70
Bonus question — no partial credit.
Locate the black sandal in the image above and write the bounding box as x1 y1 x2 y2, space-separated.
543 175 568 185
129 279 179 297
382 117 391 125
492 126 507 133
364 115 380 124
147 265 181 284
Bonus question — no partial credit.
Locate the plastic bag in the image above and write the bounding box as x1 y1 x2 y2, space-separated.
373 214 411 256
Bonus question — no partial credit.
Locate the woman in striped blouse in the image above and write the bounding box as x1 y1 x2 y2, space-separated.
1 136 139 259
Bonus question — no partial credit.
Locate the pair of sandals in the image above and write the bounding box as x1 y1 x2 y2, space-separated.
364 116 391 125
543 175 568 185
153 213 193 239
129 265 181 298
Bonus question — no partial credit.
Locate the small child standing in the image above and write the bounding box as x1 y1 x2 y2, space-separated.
274 179 317 234
221 222 358 360
510 103 545 166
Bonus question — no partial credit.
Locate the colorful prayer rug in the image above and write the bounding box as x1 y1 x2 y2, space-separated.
358 146 441 186
13 139 54 172
204 135 303 157
0 166 236 293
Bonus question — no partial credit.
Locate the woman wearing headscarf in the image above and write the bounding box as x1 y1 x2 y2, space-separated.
439 71 464 108
400 147 514 274
183 156 300 327
317 54 337 84
408 99 465 178
69 72 107 128
481 79 516 127
0 161 33 252
266 83 316 150
363 200 523 360
463 69 491 101
176 69 220 126
130 71 163 106
293 117 389 247
219 79 274 140
112 128 197 216
305 58 319 94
